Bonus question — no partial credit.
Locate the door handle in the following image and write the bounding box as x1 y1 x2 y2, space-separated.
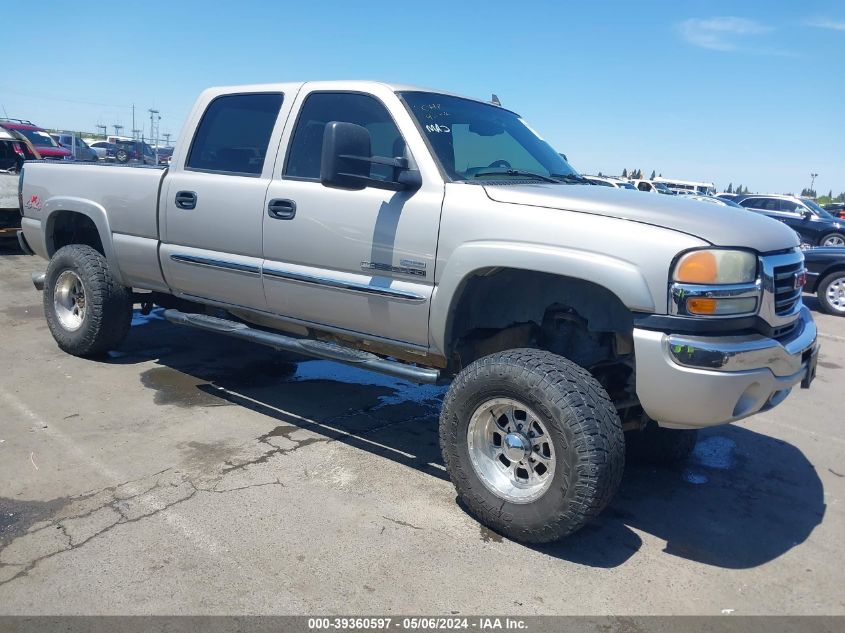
268 198 296 220
175 191 197 210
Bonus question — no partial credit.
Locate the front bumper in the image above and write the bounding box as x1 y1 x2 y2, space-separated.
633 306 818 429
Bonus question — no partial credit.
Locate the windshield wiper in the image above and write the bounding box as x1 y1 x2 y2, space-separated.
550 173 590 184
473 169 561 183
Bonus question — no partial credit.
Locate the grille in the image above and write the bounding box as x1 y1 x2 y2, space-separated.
772 260 803 316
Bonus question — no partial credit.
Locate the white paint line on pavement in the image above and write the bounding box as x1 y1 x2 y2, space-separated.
818 332 845 343
0 388 305 607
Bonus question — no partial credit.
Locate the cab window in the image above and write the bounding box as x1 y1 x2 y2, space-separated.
284 92 405 182
186 92 284 176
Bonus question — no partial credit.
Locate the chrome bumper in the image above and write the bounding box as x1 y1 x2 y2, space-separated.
633 306 818 429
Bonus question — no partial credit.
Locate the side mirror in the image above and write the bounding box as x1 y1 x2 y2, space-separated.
320 121 421 192
801 210 813 220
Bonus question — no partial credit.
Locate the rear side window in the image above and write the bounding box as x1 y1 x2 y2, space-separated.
186 93 284 176
778 200 799 213
284 92 404 182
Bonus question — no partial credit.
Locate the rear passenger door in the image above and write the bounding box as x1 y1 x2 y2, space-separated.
159 92 290 310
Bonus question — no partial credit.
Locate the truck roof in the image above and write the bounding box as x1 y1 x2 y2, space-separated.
203 80 496 107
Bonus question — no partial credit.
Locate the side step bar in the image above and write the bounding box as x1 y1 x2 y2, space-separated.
162 309 441 384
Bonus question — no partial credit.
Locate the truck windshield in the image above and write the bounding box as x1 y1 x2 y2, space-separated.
399 92 579 183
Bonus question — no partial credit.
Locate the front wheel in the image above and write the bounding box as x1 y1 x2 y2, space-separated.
440 349 625 543
817 271 845 315
820 233 845 247
43 244 133 357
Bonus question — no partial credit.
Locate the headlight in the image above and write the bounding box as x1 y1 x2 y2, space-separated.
673 249 757 284
670 249 760 317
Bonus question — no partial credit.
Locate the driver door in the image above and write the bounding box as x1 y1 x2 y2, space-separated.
261 90 443 346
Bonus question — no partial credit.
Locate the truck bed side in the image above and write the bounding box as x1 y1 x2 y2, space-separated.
20 162 168 290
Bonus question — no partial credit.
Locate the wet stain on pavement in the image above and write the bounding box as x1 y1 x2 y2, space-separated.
1 305 42 323
818 361 841 370
140 367 228 408
0 496 69 548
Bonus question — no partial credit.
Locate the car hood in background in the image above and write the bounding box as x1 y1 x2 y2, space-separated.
483 183 799 253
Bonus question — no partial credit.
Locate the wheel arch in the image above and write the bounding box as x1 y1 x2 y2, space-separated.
42 198 124 285
430 241 655 357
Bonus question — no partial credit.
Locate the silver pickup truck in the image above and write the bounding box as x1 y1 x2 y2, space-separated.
17 81 819 543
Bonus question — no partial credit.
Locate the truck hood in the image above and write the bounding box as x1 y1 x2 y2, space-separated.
483 184 799 253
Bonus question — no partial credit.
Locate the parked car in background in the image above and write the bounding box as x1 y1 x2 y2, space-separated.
50 132 98 162
688 195 744 209
0 119 72 160
734 194 845 247
114 139 156 165
155 146 174 165
803 247 845 315
717 193 740 201
87 141 119 161
0 125 41 172
631 179 675 194
583 175 637 189
823 202 845 220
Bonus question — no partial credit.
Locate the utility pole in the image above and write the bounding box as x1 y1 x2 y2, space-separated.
149 109 160 164
810 173 818 196
96 124 107 139
162 132 171 146
113 124 123 138
132 104 135 139
132 129 142 140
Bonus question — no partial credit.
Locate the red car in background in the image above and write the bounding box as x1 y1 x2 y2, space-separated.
0 119 72 160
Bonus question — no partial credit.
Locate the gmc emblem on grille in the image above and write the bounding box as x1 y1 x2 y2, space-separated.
794 271 807 290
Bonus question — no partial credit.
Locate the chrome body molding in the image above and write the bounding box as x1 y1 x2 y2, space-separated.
170 253 261 276
262 267 427 302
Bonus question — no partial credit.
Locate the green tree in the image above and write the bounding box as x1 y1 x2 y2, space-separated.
726 183 733 193
736 184 743 195
622 168 628 178
650 170 656 179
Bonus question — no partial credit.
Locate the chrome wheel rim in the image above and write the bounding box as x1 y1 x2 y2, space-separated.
53 270 86 331
822 235 845 247
826 276 845 313
466 397 556 503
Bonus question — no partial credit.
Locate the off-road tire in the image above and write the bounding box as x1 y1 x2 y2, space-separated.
440 349 625 543
43 244 133 357
626 424 698 464
817 270 845 315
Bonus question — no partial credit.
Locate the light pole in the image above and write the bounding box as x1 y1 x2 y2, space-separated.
162 132 171 147
113 124 123 138
96 124 107 139
148 109 160 164
810 173 818 196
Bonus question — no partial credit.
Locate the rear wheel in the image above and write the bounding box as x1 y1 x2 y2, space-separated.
820 233 845 247
440 349 625 543
43 244 133 357
115 148 129 163
817 271 845 315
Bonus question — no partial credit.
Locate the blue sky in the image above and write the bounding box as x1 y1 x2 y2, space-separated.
2 1 843 194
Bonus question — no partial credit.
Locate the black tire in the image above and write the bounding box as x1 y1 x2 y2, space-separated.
440 349 625 543
115 148 129 163
43 244 133 357
819 233 845 248
817 270 845 316
626 423 698 464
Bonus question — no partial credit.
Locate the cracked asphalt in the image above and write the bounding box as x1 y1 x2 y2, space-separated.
1 240 844 615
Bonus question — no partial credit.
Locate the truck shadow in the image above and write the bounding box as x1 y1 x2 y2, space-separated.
108 310 825 571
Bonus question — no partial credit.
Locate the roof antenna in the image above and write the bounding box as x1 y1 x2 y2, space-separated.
491 94 501 107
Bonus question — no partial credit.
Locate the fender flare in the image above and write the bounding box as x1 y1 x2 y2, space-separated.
429 241 656 354
41 196 125 285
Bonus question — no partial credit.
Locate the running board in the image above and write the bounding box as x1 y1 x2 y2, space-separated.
162 309 441 384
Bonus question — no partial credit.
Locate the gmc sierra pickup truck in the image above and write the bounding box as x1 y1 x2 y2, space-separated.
17 81 819 543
